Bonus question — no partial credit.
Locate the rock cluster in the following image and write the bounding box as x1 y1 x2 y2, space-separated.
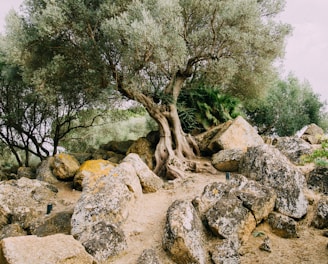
1 117 327 264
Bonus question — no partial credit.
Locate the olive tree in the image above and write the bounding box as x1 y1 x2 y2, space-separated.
3 0 290 177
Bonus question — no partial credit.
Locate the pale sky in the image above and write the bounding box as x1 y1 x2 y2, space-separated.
0 0 327 105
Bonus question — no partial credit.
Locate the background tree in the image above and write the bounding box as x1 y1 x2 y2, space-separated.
0 53 104 166
3 0 290 177
247 74 327 136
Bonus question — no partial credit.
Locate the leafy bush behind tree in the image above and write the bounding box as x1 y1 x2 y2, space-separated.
178 84 243 133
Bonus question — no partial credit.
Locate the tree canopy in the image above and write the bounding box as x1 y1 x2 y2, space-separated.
1 0 290 177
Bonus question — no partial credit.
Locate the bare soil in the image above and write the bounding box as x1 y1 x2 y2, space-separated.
56 170 328 264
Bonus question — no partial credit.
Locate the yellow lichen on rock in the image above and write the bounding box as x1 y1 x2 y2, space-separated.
74 160 116 191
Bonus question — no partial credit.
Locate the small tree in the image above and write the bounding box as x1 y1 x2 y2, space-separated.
3 0 290 177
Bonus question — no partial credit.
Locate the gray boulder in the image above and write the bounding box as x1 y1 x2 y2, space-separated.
274 136 313 164
230 175 276 224
35 157 59 184
311 197 328 229
163 200 206 264
137 249 161 264
0 234 94 264
239 144 308 219
122 153 163 193
268 212 299 238
205 196 256 245
29 210 73 237
0 177 58 230
196 116 264 155
71 175 132 261
192 182 231 218
212 149 244 172
300 123 324 144
307 167 328 195
210 239 240 264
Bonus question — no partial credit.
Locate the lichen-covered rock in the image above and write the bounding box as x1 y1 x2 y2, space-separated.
0 178 58 230
239 145 308 219
0 234 94 264
274 136 313 164
137 249 161 264
122 153 163 193
196 116 264 155
193 175 275 226
230 175 276 225
107 161 143 198
268 212 299 238
192 182 231 218
307 167 328 195
211 239 241 264
311 197 328 229
29 210 73 237
127 137 155 169
71 175 132 261
163 200 206 264
82 221 127 261
52 153 80 180
35 157 58 184
212 149 244 172
300 123 325 144
205 196 256 244
73 159 116 191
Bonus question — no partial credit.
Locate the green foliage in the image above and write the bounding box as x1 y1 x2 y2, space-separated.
247 74 327 136
302 138 328 167
178 84 243 132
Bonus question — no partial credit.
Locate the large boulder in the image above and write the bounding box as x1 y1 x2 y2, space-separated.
52 153 80 181
196 116 264 155
163 200 206 264
29 210 73 237
239 145 308 219
230 175 276 225
35 157 59 184
137 249 161 264
307 167 328 195
210 239 241 264
311 197 328 229
299 123 325 144
0 234 94 264
73 159 116 191
193 175 276 225
268 212 299 238
0 177 58 230
212 149 244 172
127 137 155 169
122 153 163 193
205 196 256 245
274 136 313 164
71 175 132 261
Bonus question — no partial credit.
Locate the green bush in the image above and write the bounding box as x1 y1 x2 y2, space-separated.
302 138 328 167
